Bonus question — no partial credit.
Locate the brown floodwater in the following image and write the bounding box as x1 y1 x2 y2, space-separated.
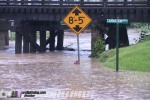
0 32 150 100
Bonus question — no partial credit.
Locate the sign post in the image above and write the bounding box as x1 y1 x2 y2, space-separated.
64 6 92 64
107 19 128 71
116 22 119 71
77 34 80 63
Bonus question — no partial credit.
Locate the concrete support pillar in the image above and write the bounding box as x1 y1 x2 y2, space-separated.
15 29 22 54
106 25 116 49
106 25 129 49
49 30 55 51
0 21 11 49
40 30 46 52
57 30 64 50
0 30 9 50
0 31 6 49
5 31 9 46
30 31 36 53
119 26 129 47
23 30 30 53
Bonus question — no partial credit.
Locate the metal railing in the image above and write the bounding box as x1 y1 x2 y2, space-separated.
0 0 149 7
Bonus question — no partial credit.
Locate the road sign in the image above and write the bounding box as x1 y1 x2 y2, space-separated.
107 18 128 72
107 19 128 24
64 6 92 35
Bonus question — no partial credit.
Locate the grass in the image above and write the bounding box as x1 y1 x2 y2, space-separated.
99 35 150 72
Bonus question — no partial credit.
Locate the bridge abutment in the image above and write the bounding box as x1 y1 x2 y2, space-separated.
106 25 129 49
90 21 129 55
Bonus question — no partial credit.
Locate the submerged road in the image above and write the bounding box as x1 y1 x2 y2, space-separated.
0 31 150 100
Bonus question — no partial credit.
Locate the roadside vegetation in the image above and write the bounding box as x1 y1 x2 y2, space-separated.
99 23 150 72
91 37 105 57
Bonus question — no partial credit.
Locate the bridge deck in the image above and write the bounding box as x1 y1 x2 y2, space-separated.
0 0 149 7
0 0 150 24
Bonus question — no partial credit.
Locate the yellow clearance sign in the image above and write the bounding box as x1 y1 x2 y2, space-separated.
64 6 92 35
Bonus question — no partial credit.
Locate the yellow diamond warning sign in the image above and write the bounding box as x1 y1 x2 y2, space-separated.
64 6 92 35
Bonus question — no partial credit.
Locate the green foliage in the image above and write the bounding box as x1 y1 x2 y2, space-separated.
99 49 115 62
9 32 16 40
99 38 150 72
91 37 105 58
36 31 40 40
130 23 150 33
143 35 150 41
139 33 150 42
131 22 150 42
46 31 50 39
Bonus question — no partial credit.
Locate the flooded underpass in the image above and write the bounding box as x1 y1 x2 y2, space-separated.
0 30 150 100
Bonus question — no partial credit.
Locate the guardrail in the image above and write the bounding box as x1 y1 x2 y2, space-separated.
0 0 149 7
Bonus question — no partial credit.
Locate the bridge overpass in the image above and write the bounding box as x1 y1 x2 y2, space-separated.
0 0 150 54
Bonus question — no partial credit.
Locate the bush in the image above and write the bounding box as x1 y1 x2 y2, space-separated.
91 37 105 58
139 34 150 42
130 23 150 33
